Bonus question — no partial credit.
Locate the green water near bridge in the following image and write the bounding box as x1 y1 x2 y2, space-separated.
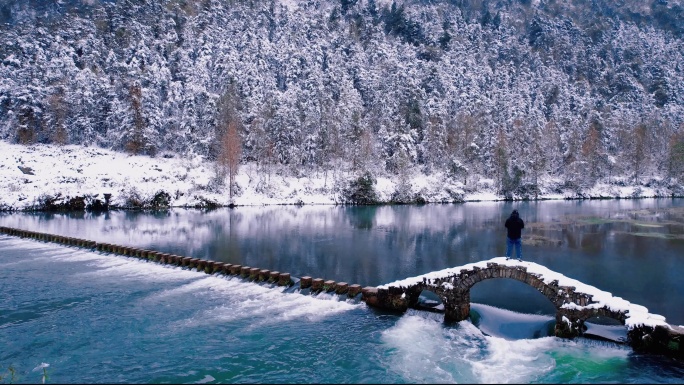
1 198 684 383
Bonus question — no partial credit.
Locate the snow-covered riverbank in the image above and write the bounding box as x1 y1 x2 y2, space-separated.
0 140 680 211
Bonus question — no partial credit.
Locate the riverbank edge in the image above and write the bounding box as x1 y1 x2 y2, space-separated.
1 192 684 213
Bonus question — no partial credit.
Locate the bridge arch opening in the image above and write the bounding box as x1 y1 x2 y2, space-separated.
468 278 557 339
470 278 556 316
415 289 444 313
583 315 628 343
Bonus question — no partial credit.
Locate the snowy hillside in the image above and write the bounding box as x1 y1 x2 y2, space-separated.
0 0 683 208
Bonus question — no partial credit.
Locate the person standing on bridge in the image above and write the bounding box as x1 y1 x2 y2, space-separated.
505 209 525 261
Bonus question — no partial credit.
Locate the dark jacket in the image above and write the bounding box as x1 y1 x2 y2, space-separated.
505 210 524 240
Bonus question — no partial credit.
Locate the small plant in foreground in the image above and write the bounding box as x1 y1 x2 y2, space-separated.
32 363 49 384
0 365 17 383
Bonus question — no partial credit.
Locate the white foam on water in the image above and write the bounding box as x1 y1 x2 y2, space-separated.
193 374 215 384
1 237 130 265
0 237 93 266
49 250 122 263
155 274 360 329
80 256 131 269
2 239 358 326
257 291 358 324
0 236 60 252
22 246 203 282
148 274 252 300
1 237 208 283
380 314 478 383
560 337 632 356
1 238 360 336
76 257 201 282
383 314 545 384
381 311 631 384
470 336 558 383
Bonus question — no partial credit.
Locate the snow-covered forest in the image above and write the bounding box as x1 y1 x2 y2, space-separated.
1 0 683 208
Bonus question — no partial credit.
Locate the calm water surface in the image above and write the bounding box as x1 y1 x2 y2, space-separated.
1 199 684 383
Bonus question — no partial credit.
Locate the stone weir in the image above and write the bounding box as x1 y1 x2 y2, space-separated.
359 258 684 359
0 226 364 299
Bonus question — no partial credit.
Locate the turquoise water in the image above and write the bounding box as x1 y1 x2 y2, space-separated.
2 199 684 383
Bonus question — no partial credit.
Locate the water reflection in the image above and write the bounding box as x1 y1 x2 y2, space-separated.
1 198 684 324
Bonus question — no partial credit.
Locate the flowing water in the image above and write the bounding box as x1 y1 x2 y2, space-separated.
1 199 684 383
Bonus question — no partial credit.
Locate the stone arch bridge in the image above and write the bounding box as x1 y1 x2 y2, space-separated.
361 258 683 357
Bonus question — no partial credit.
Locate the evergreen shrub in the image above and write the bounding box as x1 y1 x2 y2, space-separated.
341 171 378 205
150 190 171 209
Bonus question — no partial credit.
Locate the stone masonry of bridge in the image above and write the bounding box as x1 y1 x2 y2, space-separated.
361 258 684 358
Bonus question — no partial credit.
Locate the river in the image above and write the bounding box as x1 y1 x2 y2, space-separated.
1 199 683 383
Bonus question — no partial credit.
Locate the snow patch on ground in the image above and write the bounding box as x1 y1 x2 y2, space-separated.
0 140 680 211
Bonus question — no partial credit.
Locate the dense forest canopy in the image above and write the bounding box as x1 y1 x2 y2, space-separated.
0 0 683 197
